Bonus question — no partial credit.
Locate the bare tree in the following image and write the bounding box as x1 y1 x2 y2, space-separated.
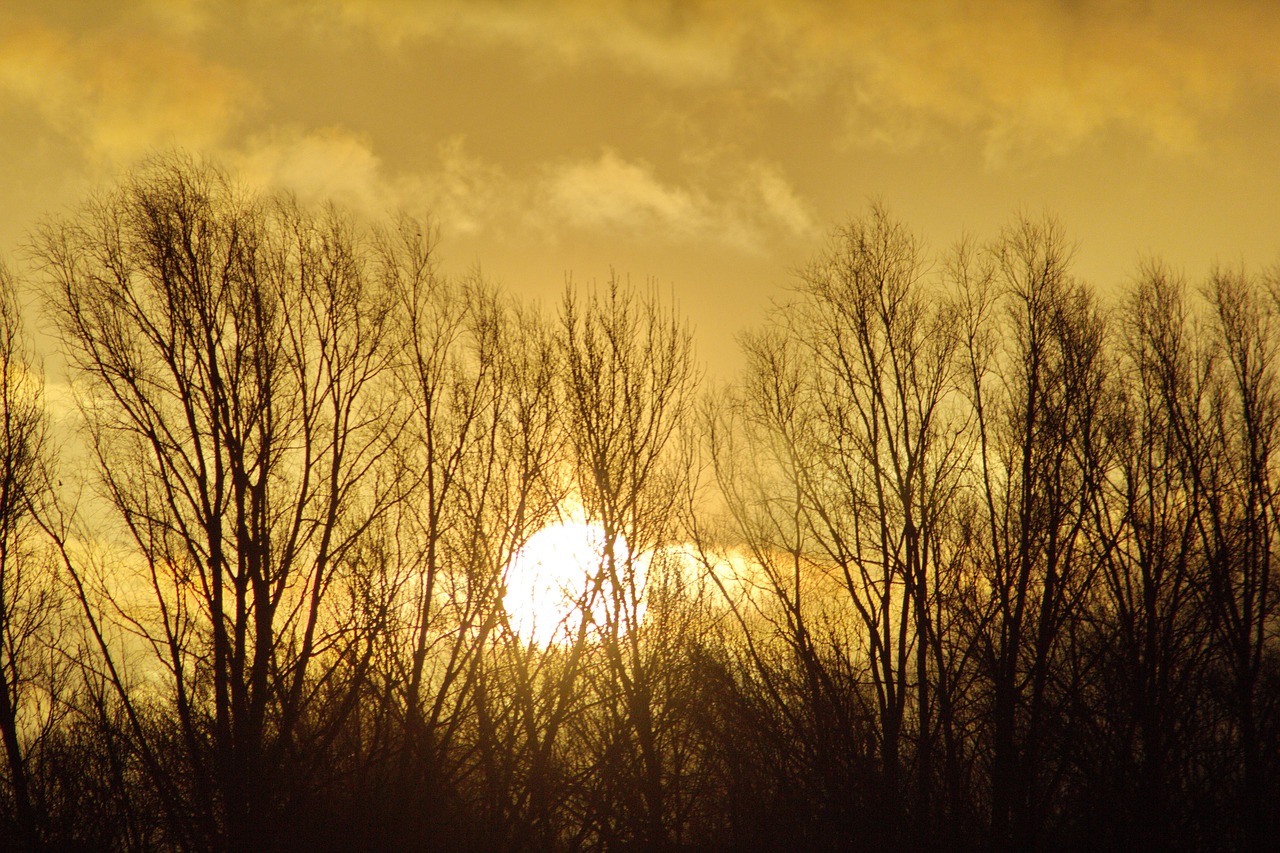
371 218 568 848
956 214 1114 849
710 206 971 845
0 264 63 852
558 276 699 851
1144 265 1280 851
32 154 406 852
1064 261 1220 848
5 157 1279 851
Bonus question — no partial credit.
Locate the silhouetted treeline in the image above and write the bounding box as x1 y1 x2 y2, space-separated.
1 155 1277 851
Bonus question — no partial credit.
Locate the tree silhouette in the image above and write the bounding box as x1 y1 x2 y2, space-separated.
32 154 406 851
0 263 65 853
1 156 1277 852
957 214 1114 849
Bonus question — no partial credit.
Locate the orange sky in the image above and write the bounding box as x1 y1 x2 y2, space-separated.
2 0 1278 376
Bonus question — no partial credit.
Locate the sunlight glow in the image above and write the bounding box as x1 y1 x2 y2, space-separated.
503 521 642 646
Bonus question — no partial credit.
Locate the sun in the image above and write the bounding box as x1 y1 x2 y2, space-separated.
503 521 643 646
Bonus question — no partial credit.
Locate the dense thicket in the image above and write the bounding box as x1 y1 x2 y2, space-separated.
1 156 1277 851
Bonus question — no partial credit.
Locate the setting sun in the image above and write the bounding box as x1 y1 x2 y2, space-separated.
504 521 643 646
5 2 1280 849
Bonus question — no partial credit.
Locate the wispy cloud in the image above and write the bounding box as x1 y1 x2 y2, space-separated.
816 0 1271 161
235 126 386 211
538 149 815 248
326 0 743 82
9 0 1274 178
544 150 708 235
232 129 513 237
0 18 256 164
315 0 1280 162
232 128 813 250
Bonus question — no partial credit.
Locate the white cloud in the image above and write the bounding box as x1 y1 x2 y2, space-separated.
328 0 741 82
235 126 386 211
742 162 815 238
0 20 255 164
538 149 816 249
545 150 708 235
422 137 513 236
315 0 1280 162
231 129 515 239
231 129 812 251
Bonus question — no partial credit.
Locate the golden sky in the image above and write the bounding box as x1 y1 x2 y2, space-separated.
3 0 1278 375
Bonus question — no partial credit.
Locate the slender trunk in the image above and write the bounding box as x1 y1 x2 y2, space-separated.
0 671 39 852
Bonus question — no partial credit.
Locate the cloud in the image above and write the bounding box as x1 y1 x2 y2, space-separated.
545 150 707 234
746 163 814 238
316 0 1280 162
0 18 256 164
234 129 812 251
326 0 743 82
233 129 518 239
539 149 815 248
131 0 216 36
422 137 514 237
235 126 386 211
9 1 1273 170
11 1 1269 181
821 0 1263 161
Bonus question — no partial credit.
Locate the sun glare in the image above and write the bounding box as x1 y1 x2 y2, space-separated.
504 521 642 646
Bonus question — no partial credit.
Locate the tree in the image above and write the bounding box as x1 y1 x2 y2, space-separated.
1203 266 1280 851
33 154 406 852
1066 261 1219 848
7 153 1279 850
558 277 700 851
0 263 62 852
956 214 1114 849
711 206 970 846
372 219 568 849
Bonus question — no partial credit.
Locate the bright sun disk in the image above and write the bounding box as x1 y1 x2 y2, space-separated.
504 521 643 646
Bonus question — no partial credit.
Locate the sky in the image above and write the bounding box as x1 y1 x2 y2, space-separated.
2 0 1278 377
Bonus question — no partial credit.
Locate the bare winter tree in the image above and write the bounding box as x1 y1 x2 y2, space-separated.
0 264 64 853
1066 261 1220 848
710 206 973 846
1154 266 1280 851
1204 267 1280 851
371 218 568 849
557 277 700 851
31 154 407 852
955 214 1115 849
2 152 1277 851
